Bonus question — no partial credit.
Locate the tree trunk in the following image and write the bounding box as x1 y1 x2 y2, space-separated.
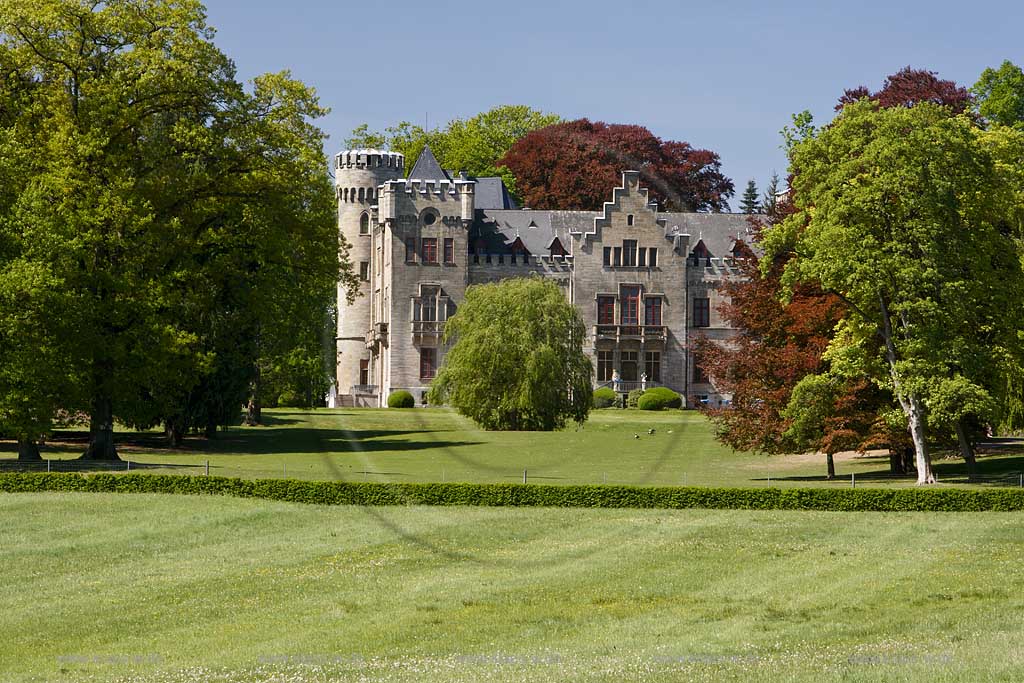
888 448 906 475
81 393 119 460
205 420 218 440
165 422 184 448
17 438 41 461
878 294 933 484
245 363 263 426
244 398 261 426
826 452 835 480
905 394 934 484
956 419 979 482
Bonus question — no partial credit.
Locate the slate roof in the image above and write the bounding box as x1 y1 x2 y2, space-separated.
472 209 759 257
407 145 451 182
660 213 759 257
474 210 597 255
474 177 518 210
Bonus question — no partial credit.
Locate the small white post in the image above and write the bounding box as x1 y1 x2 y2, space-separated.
47 459 51 473
851 473 856 489
283 463 287 478
523 469 527 484
126 460 130 472
767 473 770 487
205 460 210 476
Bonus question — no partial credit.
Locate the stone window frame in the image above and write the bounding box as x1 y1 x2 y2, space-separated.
421 237 438 265
620 284 642 325
693 296 711 328
644 295 663 326
596 350 614 382
596 295 615 325
419 347 437 380
644 351 661 382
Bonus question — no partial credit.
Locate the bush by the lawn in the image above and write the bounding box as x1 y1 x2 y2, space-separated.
277 390 304 408
4 472 1024 512
387 391 416 408
626 388 645 408
637 387 682 410
593 387 617 409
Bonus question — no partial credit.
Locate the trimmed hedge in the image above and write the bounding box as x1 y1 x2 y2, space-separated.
626 388 645 408
593 387 617 409
387 390 415 408
4 472 1024 512
637 387 682 410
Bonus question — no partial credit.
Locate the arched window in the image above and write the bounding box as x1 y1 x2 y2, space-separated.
343 188 349 202
367 187 374 201
358 188 365 202
359 213 370 235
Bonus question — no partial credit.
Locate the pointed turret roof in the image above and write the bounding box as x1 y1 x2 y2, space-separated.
408 145 451 182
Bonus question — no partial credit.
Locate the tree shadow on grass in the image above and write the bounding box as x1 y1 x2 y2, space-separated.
752 451 1024 487
1 425 482 460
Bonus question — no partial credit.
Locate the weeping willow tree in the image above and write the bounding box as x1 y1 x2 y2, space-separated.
427 277 592 431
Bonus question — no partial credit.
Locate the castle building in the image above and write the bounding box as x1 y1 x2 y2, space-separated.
333 146 751 408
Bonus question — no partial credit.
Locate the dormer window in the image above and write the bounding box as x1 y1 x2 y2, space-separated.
691 240 711 265
511 237 530 264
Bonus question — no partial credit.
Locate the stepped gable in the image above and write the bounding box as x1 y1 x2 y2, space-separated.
407 145 451 182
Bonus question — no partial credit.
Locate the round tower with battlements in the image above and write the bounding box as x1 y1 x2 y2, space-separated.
335 149 404 402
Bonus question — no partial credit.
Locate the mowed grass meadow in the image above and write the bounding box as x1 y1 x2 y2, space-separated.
4 407 1023 487
3 492 1024 682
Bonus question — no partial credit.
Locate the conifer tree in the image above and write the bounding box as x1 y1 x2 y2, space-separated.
740 179 761 214
762 172 780 216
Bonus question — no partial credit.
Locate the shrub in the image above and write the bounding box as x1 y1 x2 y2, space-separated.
637 387 682 410
593 387 617 409
626 388 645 408
277 389 303 408
387 390 415 408
4 472 1024 512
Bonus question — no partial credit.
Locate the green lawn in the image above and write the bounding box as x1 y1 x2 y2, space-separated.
3 492 1024 682
3 408 1023 488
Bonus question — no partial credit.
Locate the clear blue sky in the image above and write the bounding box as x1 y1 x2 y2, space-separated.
205 0 1022 207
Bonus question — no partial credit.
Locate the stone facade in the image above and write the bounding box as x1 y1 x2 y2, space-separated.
334 147 752 408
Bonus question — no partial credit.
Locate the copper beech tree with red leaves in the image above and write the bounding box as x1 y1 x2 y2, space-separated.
835 66 973 113
694 66 976 480
694 214 911 479
499 119 734 212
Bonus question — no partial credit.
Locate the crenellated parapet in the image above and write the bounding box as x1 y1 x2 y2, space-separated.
379 177 475 225
335 149 405 171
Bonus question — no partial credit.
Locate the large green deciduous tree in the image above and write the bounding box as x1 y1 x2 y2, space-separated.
0 0 350 456
428 278 592 431
973 60 1024 130
765 100 1024 484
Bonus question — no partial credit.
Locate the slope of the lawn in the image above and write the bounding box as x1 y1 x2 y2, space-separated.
5 408 1022 487
3 492 1024 682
